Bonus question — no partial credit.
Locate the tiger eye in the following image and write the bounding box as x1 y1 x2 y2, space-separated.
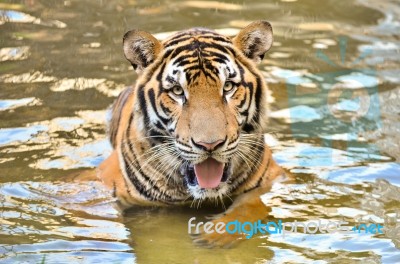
172 85 184 96
223 81 235 93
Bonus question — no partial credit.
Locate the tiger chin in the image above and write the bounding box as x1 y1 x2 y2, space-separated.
90 21 287 247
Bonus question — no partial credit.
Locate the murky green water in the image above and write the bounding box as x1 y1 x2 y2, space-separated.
1 0 400 263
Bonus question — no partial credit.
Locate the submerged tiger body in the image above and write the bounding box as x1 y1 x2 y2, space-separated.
94 21 286 245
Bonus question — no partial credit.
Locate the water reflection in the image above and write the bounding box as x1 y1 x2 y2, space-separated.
0 10 66 28
0 110 111 170
0 125 47 146
321 163 400 186
0 241 134 263
0 180 131 262
0 97 40 111
0 46 30 62
50 78 126 97
0 71 56 83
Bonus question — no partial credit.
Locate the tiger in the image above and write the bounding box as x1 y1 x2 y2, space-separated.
93 20 287 246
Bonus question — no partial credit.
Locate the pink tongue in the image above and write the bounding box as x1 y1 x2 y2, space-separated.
194 158 224 189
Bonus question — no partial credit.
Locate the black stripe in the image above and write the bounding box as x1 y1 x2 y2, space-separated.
161 48 174 62
121 108 162 201
243 124 254 132
148 129 167 145
252 76 262 125
230 141 265 192
182 61 218 83
147 89 169 126
122 118 184 203
235 62 252 109
204 61 220 76
235 60 260 129
123 152 155 201
121 118 155 200
169 41 232 59
138 86 150 130
160 100 172 115
176 58 197 68
166 75 175 84
190 71 200 83
109 87 133 147
224 141 238 153
243 159 268 193
123 138 181 203
164 36 193 48
156 63 166 82
203 50 230 62
213 58 228 64
199 35 231 44
236 91 248 110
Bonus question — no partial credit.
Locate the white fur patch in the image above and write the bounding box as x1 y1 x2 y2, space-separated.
188 182 230 200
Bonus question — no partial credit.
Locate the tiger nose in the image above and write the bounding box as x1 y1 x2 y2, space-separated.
192 138 226 151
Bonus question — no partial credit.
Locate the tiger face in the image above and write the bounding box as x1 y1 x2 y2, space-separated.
120 21 273 201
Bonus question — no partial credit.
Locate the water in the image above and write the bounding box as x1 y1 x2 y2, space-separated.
1 0 399 263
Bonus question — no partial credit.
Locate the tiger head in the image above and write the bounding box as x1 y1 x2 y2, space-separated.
121 21 273 200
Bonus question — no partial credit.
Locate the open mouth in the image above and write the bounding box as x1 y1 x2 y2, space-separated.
182 158 231 189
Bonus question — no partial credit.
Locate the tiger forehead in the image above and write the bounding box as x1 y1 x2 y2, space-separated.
161 29 237 85
162 28 232 47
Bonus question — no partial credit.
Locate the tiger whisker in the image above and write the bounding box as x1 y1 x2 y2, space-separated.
153 155 180 180
219 194 226 210
237 143 263 167
140 135 175 140
236 150 252 170
146 149 180 174
136 142 176 159
138 147 177 171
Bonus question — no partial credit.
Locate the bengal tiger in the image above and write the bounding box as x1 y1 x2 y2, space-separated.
92 21 287 246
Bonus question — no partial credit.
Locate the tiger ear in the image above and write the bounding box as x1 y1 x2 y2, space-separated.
123 29 162 73
233 21 273 64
